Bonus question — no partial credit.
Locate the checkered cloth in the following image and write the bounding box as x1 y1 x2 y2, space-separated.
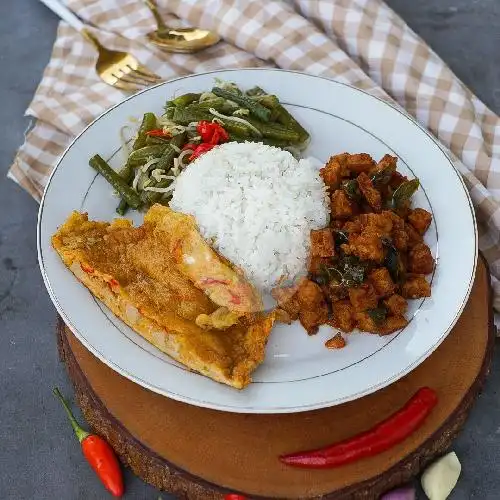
10 0 500 312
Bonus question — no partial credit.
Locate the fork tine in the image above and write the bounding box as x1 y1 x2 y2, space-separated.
135 64 163 82
116 70 154 89
129 66 163 85
111 77 144 93
112 68 151 88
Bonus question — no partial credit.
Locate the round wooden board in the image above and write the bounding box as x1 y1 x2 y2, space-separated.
56 257 494 500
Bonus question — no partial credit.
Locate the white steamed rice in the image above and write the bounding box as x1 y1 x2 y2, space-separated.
170 142 329 291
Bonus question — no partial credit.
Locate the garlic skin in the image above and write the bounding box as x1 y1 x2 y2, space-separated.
421 451 461 500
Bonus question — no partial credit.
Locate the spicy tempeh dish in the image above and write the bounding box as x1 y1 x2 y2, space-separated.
273 152 434 339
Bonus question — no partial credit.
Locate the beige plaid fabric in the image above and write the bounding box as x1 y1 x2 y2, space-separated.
9 0 500 310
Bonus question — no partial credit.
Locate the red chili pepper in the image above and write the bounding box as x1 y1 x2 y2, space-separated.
189 143 216 161
53 388 124 497
280 387 438 469
197 121 229 145
224 494 247 500
145 129 169 137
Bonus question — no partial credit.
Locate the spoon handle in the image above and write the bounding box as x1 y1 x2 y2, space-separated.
144 0 168 31
39 0 85 32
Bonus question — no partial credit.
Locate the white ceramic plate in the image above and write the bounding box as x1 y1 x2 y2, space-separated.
38 69 477 413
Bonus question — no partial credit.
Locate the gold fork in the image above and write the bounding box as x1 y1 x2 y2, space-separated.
39 0 163 92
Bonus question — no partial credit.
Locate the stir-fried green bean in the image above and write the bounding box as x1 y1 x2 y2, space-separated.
163 106 175 119
89 155 141 209
245 87 310 144
217 119 256 137
127 145 168 165
273 103 310 144
169 93 201 107
140 178 175 206
116 199 129 216
145 135 170 145
212 87 272 122
172 107 213 125
132 112 157 151
154 132 187 171
246 86 267 97
245 118 300 142
185 97 226 112
93 79 312 214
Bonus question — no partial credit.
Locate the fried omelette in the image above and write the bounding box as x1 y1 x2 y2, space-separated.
51 204 274 389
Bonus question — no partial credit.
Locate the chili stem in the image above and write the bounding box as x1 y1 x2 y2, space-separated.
53 387 90 443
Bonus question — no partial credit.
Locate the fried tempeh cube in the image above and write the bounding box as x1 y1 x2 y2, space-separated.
345 153 376 174
320 156 344 189
369 267 396 297
308 256 332 275
408 243 434 274
389 171 408 189
405 222 424 248
331 189 356 220
359 212 393 237
357 172 382 212
407 208 432 235
297 279 329 334
310 228 335 258
342 229 384 263
348 283 378 312
299 309 328 335
379 315 409 335
354 311 378 332
401 275 431 299
383 294 408 316
342 218 362 234
392 229 409 251
271 285 300 320
330 299 355 332
325 333 347 349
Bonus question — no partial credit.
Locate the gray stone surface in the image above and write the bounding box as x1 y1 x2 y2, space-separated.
0 0 498 498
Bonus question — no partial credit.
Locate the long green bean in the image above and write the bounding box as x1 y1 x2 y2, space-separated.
155 132 186 170
217 118 256 137
273 103 310 144
116 199 128 216
245 118 300 142
127 145 168 165
140 178 175 206
212 87 272 122
163 106 175 120
139 133 186 205
185 97 226 112
169 93 201 107
246 86 267 97
132 112 157 151
89 155 141 209
172 107 213 125
145 135 170 145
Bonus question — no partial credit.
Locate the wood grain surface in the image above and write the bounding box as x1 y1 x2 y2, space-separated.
56 257 493 499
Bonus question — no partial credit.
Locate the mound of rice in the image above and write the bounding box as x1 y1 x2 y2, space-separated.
170 142 329 291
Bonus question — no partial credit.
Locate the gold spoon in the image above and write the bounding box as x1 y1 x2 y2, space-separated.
145 0 220 53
